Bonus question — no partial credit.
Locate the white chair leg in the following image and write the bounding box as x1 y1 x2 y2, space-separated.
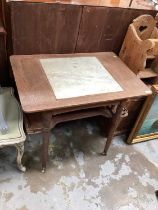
15 142 26 172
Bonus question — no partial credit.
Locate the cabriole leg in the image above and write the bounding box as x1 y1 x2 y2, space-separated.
15 142 26 172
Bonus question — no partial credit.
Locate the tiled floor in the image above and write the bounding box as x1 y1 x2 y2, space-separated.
0 119 158 210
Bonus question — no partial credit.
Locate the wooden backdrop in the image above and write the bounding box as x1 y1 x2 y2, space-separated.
9 2 156 55
0 0 8 86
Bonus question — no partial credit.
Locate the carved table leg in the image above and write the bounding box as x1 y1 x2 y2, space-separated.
41 112 52 173
101 100 128 155
15 142 26 172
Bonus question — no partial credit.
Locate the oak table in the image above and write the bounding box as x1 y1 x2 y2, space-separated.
10 52 151 172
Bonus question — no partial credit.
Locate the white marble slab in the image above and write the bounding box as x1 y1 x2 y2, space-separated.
40 57 123 99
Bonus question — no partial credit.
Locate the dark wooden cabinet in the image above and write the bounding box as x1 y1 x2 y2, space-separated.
0 0 8 86
0 33 7 86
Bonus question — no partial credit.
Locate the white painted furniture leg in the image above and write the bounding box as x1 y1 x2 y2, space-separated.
0 87 26 172
15 142 26 172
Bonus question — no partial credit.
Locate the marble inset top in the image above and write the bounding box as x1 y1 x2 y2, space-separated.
40 56 123 99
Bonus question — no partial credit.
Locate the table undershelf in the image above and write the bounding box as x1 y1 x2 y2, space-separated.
25 107 113 134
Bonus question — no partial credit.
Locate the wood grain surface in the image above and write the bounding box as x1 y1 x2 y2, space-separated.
10 52 151 113
10 2 82 54
76 6 157 54
9 1 156 55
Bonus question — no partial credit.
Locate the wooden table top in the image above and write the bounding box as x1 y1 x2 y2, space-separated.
10 52 151 113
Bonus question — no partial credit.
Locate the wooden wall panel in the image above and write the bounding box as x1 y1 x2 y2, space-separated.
76 6 157 54
10 2 157 55
10 2 82 54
